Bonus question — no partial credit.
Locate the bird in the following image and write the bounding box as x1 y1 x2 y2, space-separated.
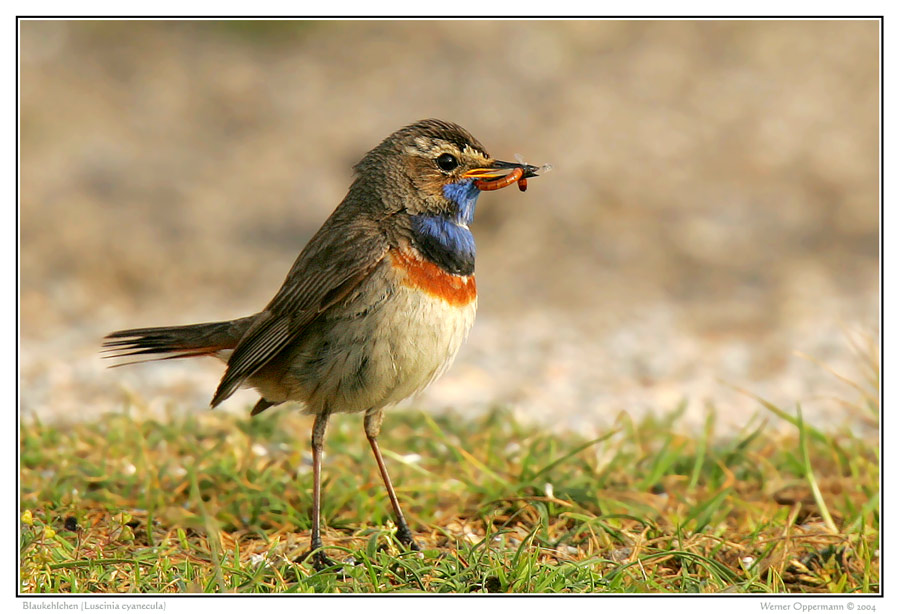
102 119 541 570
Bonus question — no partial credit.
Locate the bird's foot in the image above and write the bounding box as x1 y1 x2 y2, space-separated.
298 547 338 571
395 523 422 552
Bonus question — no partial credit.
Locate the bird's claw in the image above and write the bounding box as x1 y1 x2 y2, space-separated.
395 524 422 551
299 548 338 572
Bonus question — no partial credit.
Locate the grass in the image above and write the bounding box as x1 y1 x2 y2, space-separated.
20 394 879 594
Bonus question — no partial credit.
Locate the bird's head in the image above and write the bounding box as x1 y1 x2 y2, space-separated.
354 119 538 225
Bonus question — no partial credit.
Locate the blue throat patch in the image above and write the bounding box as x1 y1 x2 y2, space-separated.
410 180 479 276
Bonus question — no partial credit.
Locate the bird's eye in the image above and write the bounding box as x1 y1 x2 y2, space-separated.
436 153 458 172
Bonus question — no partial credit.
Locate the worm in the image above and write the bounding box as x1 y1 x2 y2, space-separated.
474 167 524 191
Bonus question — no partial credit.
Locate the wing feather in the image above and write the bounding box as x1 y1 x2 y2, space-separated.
210 212 389 407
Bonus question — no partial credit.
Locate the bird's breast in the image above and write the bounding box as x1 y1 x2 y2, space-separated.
409 213 476 276
389 247 476 307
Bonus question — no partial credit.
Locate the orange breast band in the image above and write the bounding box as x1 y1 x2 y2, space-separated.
390 249 476 307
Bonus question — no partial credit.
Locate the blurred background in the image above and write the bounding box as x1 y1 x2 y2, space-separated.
19 20 879 433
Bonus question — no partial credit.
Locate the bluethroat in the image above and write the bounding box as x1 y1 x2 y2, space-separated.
103 119 542 569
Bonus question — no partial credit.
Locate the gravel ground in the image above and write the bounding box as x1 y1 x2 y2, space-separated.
20 20 879 434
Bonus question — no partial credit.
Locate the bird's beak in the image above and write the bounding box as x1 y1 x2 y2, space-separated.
463 159 540 180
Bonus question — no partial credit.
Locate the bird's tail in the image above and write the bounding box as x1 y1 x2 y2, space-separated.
102 316 256 366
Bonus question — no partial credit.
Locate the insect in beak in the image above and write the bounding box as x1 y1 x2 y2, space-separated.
463 158 550 192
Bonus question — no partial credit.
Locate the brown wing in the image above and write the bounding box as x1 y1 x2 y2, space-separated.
210 212 389 407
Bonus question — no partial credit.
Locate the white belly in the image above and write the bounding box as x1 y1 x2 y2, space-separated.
365 284 477 409
268 272 477 415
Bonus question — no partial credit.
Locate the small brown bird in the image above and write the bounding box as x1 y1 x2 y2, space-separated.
103 119 541 569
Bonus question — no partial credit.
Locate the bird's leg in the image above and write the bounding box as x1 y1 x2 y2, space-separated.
304 411 336 570
364 408 421 551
